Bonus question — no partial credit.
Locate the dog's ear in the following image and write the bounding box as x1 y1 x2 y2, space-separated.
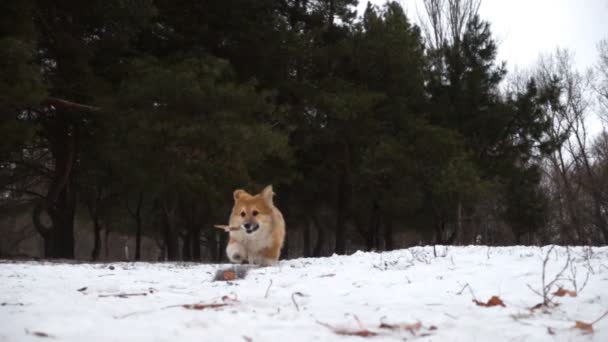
233 189 249 201
261 185 274 205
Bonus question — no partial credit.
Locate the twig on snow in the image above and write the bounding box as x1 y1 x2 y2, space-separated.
98 292 148 298
456 283 477 300
264 279 273 299
291 292 307 312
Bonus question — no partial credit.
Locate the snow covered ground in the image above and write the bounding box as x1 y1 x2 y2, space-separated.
1 246 608 341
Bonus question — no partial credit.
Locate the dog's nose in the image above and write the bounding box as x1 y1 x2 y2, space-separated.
244 223 251 229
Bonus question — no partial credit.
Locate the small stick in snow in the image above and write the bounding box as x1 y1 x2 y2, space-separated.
590 310 608 325
291 292 307 312
318 273 336 278
456 283 477 300
98 292 148 298
1 302 24 306
25 329 54 338
444 312 458 320
113 309 157 320
264 279 273 299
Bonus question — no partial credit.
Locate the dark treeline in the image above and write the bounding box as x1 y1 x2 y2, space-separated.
1 0 607 261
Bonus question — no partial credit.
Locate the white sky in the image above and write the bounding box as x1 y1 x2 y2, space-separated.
359 0 608 72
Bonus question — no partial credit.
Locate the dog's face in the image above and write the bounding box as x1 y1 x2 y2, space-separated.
230 185 275 234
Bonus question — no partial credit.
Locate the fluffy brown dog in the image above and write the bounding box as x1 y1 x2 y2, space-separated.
222 185 285 266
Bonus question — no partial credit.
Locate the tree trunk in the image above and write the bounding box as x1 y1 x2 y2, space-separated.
161 199 179 261
366 202 380 251
182 232 192 261
91 216 102 261
335 169 349 255
32 114 77 259
127 192 144 261
104 228 111 259
303 219 312 257
384 220 394 251
313 216 324 257
135 215 142 261
191 226 201 261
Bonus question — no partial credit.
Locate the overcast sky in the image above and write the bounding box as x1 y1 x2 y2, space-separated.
360 0 608 72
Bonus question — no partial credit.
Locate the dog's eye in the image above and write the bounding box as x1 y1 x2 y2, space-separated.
252 210 259 216
240 211 246 217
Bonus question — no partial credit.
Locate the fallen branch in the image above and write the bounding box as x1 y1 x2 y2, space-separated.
182 303 228 310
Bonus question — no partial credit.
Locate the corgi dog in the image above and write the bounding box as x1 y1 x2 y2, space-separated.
223 185 285 266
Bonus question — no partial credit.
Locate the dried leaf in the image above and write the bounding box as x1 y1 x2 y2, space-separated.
242 336 253 342
552 287 577 297
222 271 237 281
182 303 228 310
473 296 505 307
213 266 250 281
573 321 593 333
77 287 87 292
547 327 555 335
317 321 377 337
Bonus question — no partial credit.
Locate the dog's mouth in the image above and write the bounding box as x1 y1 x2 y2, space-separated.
242 223 260 234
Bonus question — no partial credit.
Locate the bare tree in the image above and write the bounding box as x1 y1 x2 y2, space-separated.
595 39 608 122
417 0 482 49
537 49 608 244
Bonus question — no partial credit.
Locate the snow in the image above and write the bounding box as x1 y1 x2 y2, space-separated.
1 246 608 341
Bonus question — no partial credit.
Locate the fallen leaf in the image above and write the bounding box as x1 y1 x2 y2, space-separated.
552 287 577 297
429 325 438 330
547 327 555 335
77 287 87 292
182 303 228 310
573 321 593 333
473 296 505 307
223 271 237 281
243 336 253 342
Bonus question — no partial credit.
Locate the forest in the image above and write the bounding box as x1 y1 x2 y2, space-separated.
1 0 608 261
